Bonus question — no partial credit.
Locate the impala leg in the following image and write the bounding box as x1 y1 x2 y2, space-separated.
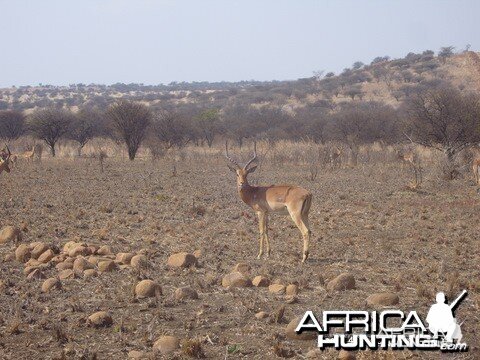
264 213 271 257
257 211 265 259
289 212 311 263
288 197 312 263
301 214 311 263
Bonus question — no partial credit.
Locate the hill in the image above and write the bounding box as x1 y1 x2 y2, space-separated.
0 50 479 115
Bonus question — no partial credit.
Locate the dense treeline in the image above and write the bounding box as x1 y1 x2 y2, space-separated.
1 85 479 164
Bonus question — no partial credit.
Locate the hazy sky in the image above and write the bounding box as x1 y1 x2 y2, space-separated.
1 0 479 87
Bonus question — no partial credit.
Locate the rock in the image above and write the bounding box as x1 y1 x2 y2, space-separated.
130 255 148 269
84 269 97 278
31 243 49 259
0 226 22 244
252 275 270 287
269 284 286 294
285 295 299 304
63 241 80 253
128 350 147 359
96 245 113 255
58 269 75 280
28 241 43 250
366 293 399 307
87 245 98 255
286 284 299 296
37 249 55 263
73 257 94 274
221 272 252 288
29 241 42 249
167 252 197 268
87 256 111 265
193 249 202 258
25 258 42 267
51 254 68 263
116 252 134 265
68 245 89 257
64 257 75 264
98 260 117 272
87 311 113 328
153 336 180 355
338 350 356 359
255 311 269 319
285 317 317 341
174 287 198 300
56 261 73 271
27 268 45 280
232 262 250 274
15 244 31 263
24 266 38 275
135 280 161 298
42 278 61 292
327 273 356 292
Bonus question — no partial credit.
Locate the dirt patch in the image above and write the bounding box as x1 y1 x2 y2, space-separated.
0 158 478 359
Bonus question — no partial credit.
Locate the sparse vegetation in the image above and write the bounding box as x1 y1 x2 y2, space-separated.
1 48 479 359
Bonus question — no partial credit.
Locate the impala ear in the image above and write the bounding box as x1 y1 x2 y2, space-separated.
247 165 257 174
227 164 237 173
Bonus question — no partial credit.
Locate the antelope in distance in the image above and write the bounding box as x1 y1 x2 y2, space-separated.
0 145 12 175
329 145 343 168
17 145 37 163
225 142 313 263
471 147 480 185
395 149 416 167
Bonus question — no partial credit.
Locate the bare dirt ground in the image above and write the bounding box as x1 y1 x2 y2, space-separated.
0 155 479 359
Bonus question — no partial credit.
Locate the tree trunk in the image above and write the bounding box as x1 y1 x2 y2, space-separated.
128 146 136 161
48 142 56 157
77 144 85 157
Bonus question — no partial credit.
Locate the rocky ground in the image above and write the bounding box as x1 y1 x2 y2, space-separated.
0 156 479 359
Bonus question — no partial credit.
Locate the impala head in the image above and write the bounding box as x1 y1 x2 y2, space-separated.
225 141 258 187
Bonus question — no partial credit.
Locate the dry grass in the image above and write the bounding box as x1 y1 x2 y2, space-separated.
0 143 479 359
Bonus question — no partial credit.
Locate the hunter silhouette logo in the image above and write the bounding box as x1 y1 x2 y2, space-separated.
426 290 466 343
295 290 468 352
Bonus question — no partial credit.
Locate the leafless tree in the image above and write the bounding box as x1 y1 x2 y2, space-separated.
403 87 480 163
28 108 73 156
149 109 190 150
107 101 152 160
0 110 25 142
68 108 105 156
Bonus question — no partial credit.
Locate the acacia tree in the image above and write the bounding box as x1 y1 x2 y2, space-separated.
107 101 152 160
0 110 25 142
438 46 455 64
330 102 399 165
223 103 257 147
28 108 73 156
403 86 480 163
195 108 222 147
68 108 104 156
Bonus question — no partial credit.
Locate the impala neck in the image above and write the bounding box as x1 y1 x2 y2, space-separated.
238 179 255 205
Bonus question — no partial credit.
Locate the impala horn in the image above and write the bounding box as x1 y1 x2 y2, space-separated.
243 141 257 169
225 141 241 169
